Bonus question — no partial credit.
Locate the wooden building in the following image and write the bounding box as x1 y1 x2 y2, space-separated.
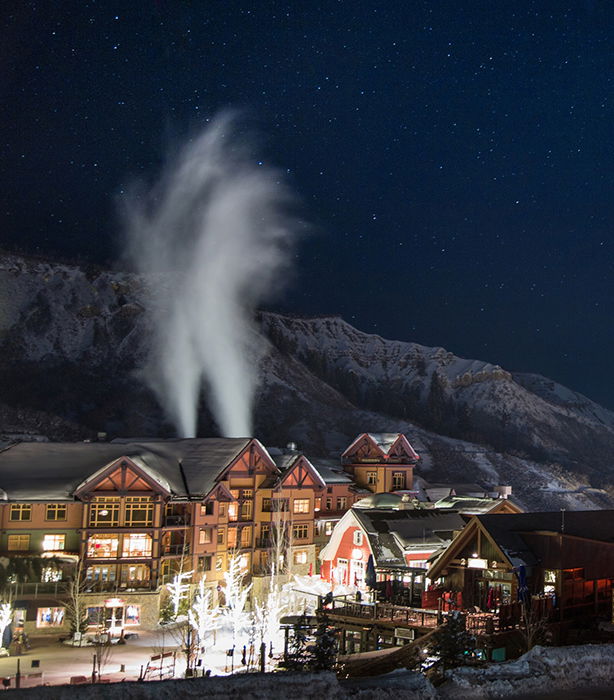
0 434 412 635
427 510 614 620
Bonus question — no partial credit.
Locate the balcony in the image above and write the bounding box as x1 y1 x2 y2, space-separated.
7 581 65 598
255 537 273 549
164 514 191 527
84 580 156 593
161 544 190 556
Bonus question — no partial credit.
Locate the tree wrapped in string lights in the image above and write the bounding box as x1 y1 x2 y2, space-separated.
0 602 13 656
223 553 252 647
188 577 220 652
166 570 193 618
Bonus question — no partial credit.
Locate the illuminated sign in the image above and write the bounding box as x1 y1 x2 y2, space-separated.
467 558 488 569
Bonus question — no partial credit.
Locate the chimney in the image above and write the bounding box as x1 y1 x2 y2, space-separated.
286 442 298 452
493 485 512 499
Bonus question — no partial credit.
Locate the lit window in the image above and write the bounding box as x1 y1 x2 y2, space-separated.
199 528 212 544
7 534 30 551
217 528 225 545
227 528 238 548
240 501 252 519
353 530 363 546
86 566 116 583
314 497 321 512
325 521 334 536
336 497 347 510
87 535 119 558
37 607 65 628
121 564 150 583
292 523 309 540
240 527 251 547
294 550 308 565
89 498 120 527
9 504 31 521
325 497 332 510
42 534 66 551
125 605 140 626
46 504 67 521
228 503 238 522
239 553 250 570
122 534 152 558
293 498 310 514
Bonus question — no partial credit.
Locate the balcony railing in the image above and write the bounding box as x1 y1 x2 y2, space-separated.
7 581 64 598
161 544 190 556
84 580 156 593
164 515 191 527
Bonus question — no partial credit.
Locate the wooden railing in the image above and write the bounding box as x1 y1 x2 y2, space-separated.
327 599 440 628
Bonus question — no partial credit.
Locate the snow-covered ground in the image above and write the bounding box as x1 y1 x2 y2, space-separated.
439 643 614 699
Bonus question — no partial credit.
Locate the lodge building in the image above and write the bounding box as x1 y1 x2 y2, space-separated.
0 432 422 635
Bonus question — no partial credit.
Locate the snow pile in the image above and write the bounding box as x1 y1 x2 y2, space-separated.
439 643 614 699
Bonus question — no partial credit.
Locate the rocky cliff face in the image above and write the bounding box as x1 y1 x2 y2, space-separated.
2 253 614 511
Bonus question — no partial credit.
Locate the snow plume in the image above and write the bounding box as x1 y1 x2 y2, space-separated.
123 113 301 437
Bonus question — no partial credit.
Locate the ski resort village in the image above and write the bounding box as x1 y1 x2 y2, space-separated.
0 432 613 696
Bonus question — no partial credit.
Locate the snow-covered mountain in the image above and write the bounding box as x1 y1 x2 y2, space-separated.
1 253 614 512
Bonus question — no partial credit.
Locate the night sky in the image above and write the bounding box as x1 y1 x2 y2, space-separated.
2 1 613 408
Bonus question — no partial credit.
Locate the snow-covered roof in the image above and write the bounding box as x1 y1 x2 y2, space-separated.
0 438 252 500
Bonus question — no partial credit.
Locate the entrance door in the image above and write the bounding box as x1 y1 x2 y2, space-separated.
104 606 124 632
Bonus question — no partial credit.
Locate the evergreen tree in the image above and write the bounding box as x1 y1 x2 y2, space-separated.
431 612 475 671
283 612 313 671
312 610 338 671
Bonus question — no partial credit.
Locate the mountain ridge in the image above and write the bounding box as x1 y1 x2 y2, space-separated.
1 253 613 512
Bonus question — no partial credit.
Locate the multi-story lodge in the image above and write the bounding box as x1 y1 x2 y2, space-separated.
0 432 422 634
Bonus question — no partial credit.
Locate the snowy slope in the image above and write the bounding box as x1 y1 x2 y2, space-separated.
1 253 614 511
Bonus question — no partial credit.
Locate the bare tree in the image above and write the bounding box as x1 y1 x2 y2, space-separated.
62 559 88 639
519 599 549 652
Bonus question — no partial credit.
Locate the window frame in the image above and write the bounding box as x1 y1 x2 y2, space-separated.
45 504 67 521
292 523 309 540
42 533 66 551
8 534 30 551
293 498 310 514
9 504 31 522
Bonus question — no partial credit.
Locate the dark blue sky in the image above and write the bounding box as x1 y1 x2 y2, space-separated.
2 1 613 408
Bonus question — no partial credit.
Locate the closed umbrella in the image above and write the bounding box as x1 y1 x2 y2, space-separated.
365 554 377 589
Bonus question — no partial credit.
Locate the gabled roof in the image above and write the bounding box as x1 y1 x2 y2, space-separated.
0 438 254 500
477 510 614 545
321 506 466 569
342 433 420 462
429 509 614 580
434 495 521 515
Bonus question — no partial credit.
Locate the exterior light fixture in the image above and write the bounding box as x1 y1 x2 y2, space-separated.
352 548 363 560
100 509 109 516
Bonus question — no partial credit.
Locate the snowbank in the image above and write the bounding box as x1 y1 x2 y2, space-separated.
8 672 341 700
439 643 614 699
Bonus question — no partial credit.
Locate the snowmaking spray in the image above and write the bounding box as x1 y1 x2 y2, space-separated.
123 113 302 437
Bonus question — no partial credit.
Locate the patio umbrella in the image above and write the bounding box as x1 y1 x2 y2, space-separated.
516 564 529 602
365 554 377 589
